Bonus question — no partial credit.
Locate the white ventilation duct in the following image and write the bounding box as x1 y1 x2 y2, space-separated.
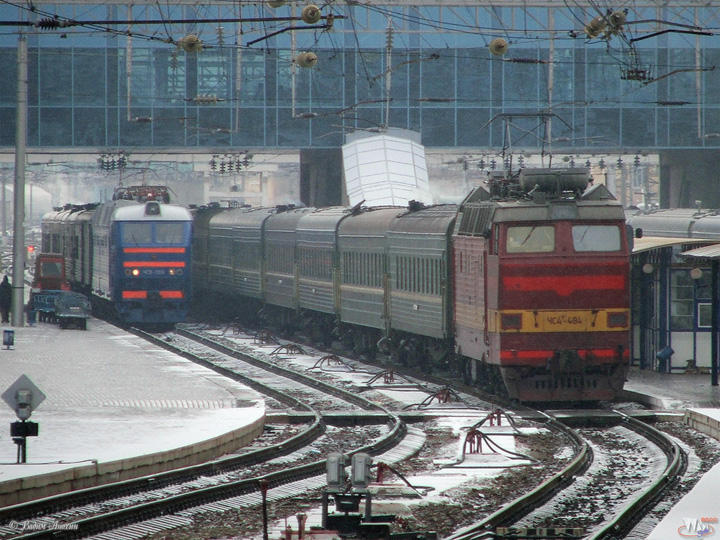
342 129 432 207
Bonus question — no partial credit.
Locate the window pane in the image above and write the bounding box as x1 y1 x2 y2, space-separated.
572 225 621 252
699 303 712 328
123 223 153 244
506 226 554 253
155 223 185 244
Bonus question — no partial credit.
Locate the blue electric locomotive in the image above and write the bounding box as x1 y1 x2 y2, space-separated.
42 186 193 325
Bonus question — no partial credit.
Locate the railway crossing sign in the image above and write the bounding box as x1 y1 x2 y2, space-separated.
2 374 45 420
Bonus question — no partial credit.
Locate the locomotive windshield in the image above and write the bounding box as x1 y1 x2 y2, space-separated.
122 222 187 245
506 225 555 253
40 261 63 277
572 224 621 252
156 223 186 244
123 223 153 244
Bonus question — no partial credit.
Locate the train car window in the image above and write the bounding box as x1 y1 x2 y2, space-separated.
123 223 152 245
41 262 62 277
506 226 555 253
156 223 185 244
572 225 621 252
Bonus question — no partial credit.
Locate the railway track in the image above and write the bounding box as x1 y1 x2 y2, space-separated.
175 324 696 540
444 411 686 540
0 326 411 540
0 322 708 540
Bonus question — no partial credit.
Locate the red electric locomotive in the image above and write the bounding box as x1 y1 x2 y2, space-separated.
453 168 631 402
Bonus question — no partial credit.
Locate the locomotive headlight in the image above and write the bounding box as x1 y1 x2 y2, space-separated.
176 269 183 275
132 268 140 277
169 269 176 276
501 313 522 330
607 312 628 328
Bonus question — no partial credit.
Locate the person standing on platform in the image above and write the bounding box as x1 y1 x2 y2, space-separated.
0 275 11 323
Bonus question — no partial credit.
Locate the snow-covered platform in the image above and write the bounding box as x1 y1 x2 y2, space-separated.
624 369 720 536
624 365 720 410
0 319 265 507
647 408 720 539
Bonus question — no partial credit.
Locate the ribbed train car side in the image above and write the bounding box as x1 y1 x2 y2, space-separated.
190 205 228 298
205 207 247 296
337 208 406 334
263 209 311 310
231 208 276 299
297 208 350 315
387 205 457 343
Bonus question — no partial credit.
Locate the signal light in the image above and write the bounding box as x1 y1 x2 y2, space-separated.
27 245 35 253
351 453 373 490
326 452 348 490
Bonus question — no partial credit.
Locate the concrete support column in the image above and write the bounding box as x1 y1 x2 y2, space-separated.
659 149 720 208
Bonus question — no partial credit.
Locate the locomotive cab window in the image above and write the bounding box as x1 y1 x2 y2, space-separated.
156 223 186 244
123 223 153 245
572 225 621 252
41 262 62 277
506 225 555 253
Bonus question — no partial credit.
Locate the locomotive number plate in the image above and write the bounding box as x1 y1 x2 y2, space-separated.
542 311 587 331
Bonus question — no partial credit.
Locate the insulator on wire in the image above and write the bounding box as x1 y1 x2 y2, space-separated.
216 26 225 46
177 34 203 53
35 17 71 30
301 4 321 24
194 94 223 105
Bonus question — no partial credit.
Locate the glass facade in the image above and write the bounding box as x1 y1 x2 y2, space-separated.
1 2 719 150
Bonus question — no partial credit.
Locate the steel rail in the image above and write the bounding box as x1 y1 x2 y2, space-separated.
5 327 407 540
585 411 687 540
444 411 592 540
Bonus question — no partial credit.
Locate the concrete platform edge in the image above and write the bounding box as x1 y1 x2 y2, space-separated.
620 389 671 410
0 412 265 507
684 409 720 441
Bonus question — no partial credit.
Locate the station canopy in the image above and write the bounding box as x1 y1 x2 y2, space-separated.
632 237 717 254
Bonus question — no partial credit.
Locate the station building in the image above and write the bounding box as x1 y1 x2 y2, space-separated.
0 0 719 208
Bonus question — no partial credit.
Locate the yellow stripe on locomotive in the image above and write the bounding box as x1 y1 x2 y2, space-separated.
491 308 630 333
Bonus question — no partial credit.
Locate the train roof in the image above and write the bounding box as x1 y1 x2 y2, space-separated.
389 204 459 234
338 207 408 237
626 208 720 239
113 201 192 222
